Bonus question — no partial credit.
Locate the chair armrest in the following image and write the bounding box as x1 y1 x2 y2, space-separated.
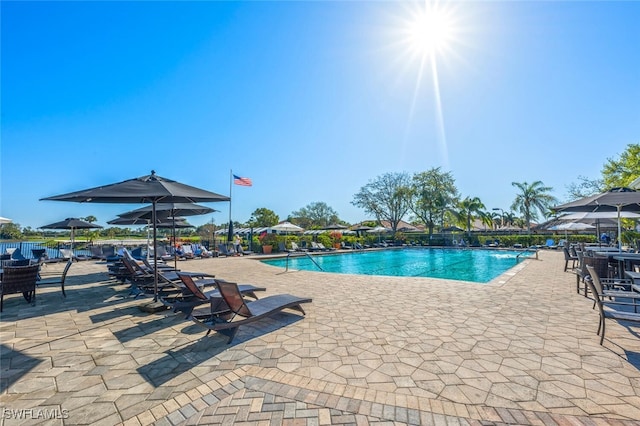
601 277 633 291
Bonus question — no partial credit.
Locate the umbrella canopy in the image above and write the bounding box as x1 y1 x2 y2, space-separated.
157 218 193 229
351 225 373 231
117 202 216 220
40 218 103 248
40 170 230 300
271 221 304 233
548 222 595 231
559 211 640 220
554 187 640 213
0 217 12 224
41 171 230 204
367 226 391 233
548 221 596 242
108 217 158 226
441 226 464 232
323 224 348 230
40 218 102 230
554 187 640 251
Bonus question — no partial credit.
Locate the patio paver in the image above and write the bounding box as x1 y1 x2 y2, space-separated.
1 249 639 425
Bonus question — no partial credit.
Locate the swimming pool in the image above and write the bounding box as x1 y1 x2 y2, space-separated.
261 248 533 283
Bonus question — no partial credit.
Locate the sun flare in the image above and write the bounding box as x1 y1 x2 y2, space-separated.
406 5 455 57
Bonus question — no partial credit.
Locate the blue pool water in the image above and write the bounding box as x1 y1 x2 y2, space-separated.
262 248 533 283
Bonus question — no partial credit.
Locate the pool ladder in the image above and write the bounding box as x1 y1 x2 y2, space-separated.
285 252 323 272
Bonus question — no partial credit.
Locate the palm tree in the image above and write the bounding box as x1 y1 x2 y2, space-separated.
511 181 558 233
455 197 486 236
503 211 517 228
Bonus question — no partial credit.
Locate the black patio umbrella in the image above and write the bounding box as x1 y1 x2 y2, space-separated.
40 218 103 250
108 217 160 226
107 216 165 257
117 202 216 220
441 225 464 232
41 170 230 301
351 224 373 239
117 202 217 269
553 187 640 251
324 224 348 230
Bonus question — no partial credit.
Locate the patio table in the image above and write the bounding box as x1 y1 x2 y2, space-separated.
613 253 640 278
624 271 640 294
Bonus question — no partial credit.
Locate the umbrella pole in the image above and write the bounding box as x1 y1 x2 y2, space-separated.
618 206 622 252
153 201 158 302
173 215 178 270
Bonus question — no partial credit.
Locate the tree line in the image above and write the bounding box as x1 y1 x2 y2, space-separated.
2 143 637 241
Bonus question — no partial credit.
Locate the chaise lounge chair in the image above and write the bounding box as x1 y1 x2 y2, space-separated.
218 244 237 257
190 280 312 343
164 273 266 318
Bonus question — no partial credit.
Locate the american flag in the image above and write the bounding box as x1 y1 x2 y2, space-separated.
233 174 252 187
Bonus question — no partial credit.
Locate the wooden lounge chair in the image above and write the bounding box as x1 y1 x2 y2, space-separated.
1 264 40 311
585 269 640 345
164 273 265 318
38 259 73 297
190 280 312 343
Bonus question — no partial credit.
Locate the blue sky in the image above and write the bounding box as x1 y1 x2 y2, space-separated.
2 1 639 230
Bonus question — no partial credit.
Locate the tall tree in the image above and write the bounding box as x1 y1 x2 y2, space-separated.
602 143 640 189
511 181 558 233
454 197 485 236
566 175 603 200
0 222 22 239
290 202 340 229
352 172 412 233
83 215 98 224
566 143 640 200
250 208 279 227
410 168 458 240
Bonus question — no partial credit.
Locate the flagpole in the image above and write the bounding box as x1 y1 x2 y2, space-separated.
228 169 233 245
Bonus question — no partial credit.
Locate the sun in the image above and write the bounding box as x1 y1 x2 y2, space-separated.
406 3 455 58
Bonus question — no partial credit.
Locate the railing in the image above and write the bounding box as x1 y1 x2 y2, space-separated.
0 240 151 260
284 252 323 272
516 247 538 261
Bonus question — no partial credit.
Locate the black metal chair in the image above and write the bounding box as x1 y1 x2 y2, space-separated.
38 260 73 297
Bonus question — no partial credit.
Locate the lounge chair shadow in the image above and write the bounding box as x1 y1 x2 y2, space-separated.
110 314 185 344
136 314 305 387
0 344 42 393
137 338 229 387
623 346 640 369
89 304 153 324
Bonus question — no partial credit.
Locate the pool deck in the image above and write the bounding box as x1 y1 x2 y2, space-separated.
1 250 640 425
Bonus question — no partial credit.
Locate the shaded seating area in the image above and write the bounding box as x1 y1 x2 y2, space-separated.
0 264 40 312
190 280 312 343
